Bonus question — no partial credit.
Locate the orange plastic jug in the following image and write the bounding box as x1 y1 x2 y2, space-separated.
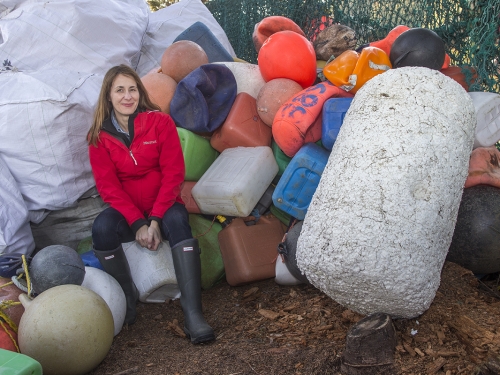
210 92 272 152
218 215 284 286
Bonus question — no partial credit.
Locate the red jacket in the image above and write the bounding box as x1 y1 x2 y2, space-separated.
89 110 185 233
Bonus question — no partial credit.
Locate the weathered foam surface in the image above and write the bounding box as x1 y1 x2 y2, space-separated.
296 67 476 318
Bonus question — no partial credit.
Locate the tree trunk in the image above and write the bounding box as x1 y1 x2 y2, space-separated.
341 313 397 375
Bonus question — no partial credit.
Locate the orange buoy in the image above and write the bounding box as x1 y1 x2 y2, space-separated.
252 16 305 54
323 47 392 94
141 72 177 114
258 30 317 89
256 78 303 126
160 40 209 83
272 80 353 157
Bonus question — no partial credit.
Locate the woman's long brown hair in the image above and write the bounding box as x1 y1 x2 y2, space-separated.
87 64 161 146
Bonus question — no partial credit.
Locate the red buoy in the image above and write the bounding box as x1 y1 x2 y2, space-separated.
257 30 317 89
252 16 305 53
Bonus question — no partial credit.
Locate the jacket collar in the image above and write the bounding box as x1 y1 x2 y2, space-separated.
102 108 142 148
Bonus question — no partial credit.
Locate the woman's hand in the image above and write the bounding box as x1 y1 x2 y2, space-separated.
147 221 162 251
135 225 150 249
135 222 162 251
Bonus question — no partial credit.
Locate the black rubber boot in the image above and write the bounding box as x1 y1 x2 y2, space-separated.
94 245 139 325
171 238 215 344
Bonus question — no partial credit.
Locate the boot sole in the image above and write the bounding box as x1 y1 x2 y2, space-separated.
184 328 216 344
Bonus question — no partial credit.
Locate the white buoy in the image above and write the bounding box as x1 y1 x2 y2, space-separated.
297 67 476 318
81 266 126 336
213 62 266 98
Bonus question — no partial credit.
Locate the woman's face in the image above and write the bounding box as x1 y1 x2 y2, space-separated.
109 74 140 119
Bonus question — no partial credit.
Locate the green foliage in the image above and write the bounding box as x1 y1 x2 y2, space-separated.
147 0 177 11
147 0 208 11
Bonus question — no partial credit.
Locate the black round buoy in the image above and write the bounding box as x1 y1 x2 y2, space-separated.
29 245 86 294
389 28 445 70
448 185 500 275
282 221 309 284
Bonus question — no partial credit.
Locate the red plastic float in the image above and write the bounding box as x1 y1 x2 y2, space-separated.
440 65 478 91
258 30 317 89
252 16 306 54
272 81 354 157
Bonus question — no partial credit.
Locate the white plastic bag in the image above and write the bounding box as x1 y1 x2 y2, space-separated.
0 156 35 255
0 0 149 74
137 0 236 77
0 69 102 211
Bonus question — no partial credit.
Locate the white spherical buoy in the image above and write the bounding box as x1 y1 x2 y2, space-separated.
18 285 114 375
81 266 126 336
297 67 476 318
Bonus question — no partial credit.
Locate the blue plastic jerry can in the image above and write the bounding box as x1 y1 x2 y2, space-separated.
272 142 330 220
321 97 353 150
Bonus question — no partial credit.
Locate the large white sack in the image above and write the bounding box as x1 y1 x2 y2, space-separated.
0 156 35 255
0 1 18 18
136 0 236 77
0 69 102 212
296 67 476 318
0 0 148 74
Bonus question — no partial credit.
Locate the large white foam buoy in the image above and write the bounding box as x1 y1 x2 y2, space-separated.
297 67 476 318
81 266 126 336
18 285 114 375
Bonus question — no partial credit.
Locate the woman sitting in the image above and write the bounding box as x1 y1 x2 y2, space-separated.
87 64 215 344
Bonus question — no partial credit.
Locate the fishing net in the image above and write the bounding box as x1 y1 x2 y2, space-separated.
205 0 500 93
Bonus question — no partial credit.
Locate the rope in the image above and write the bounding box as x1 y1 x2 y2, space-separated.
22 255 32 296
11 277 28 293
0 305 19 332
0 319 20 353
10 254 33 295
0 280 13 289
194 215 217 239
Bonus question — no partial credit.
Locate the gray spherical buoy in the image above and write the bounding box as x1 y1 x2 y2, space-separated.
389 28 445 70
29 245 85 295
447 185 500 275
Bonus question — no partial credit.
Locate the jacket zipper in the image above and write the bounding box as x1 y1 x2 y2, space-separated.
129 150 137 165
